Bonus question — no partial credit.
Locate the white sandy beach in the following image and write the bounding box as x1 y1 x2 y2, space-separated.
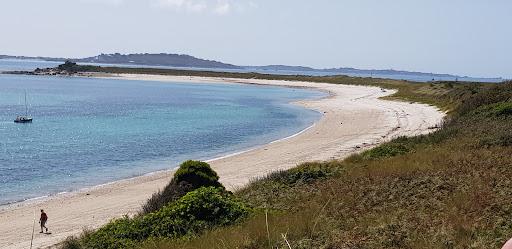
0 75 445 249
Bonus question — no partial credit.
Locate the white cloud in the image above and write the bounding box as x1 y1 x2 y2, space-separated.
79 0 125 6
213 1 231 15
154 0 255 15
155 0 207 13
78 0 255 15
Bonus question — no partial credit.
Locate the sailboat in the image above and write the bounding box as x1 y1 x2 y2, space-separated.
14 91 33 123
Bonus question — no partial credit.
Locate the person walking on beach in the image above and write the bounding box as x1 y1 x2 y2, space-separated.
39 209 48 233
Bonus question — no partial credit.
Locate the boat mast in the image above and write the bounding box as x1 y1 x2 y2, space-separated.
24 91 28 117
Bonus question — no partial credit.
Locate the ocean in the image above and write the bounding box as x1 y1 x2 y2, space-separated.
0 60 325 205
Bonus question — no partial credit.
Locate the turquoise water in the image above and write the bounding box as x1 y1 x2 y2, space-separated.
0 69 325 205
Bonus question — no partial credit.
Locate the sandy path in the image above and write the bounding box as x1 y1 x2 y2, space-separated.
0 75 445 248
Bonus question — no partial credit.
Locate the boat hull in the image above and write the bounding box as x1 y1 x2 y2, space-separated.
14 119 33 123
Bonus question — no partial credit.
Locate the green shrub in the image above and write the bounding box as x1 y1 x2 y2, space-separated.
142 160 223 214
79 187 250 249
490 102 512 116
174 160 223 189
362 142 410 160
141 180 194 215
471 101 512 118
265 162 337 185
457 82 512 115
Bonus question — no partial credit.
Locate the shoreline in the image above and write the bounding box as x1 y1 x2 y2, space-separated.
0 74 445 249
0 81 326 210
0 114 321 211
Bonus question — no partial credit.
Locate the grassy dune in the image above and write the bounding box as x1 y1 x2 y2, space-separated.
60 65 512 248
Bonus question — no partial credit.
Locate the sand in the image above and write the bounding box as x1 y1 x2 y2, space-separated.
0 74 445 248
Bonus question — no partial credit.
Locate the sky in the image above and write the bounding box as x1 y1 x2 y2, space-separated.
0 0 510 78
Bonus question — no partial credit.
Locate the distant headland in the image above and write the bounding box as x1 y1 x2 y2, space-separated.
0 53 504 82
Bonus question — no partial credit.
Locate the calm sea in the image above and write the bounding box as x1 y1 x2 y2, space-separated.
0 60 325 205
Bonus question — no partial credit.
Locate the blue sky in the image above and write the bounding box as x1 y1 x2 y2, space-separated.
1 0 510 78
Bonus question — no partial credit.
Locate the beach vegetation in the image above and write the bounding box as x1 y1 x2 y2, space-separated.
62 187 249 249
57 61 81 72
173 160 222 189
142 160 223 215
361 139 411 160
257 161 337 185
476 101 512 117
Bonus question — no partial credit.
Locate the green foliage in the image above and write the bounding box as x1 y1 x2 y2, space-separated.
264 162 337 185
456 82 512 115
71 187 249 249
53 61 99 73
141 180 193 215
476 101 512 117
142 161 222 215
174 160 222 189
361 142 411 160
237 161 340 211
493 102 512 116
57 61 80 72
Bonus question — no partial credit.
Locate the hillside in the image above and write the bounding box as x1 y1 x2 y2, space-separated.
75 53 241 69
55 65 512 248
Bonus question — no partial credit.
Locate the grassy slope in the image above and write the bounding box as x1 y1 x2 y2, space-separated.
134 78 510 248
66 65 512 248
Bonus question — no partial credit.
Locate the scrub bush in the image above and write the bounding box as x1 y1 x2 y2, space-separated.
74 187 249 249
142 160 222 215
173 160 223 189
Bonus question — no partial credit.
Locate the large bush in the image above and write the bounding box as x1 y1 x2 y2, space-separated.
78 187 250 249
174 160 222 189
142 160 223 214
142 180 194 215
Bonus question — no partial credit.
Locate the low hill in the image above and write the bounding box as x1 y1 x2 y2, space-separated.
75 53 241 69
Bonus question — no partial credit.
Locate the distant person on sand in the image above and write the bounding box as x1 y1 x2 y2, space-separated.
39 209 48 233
